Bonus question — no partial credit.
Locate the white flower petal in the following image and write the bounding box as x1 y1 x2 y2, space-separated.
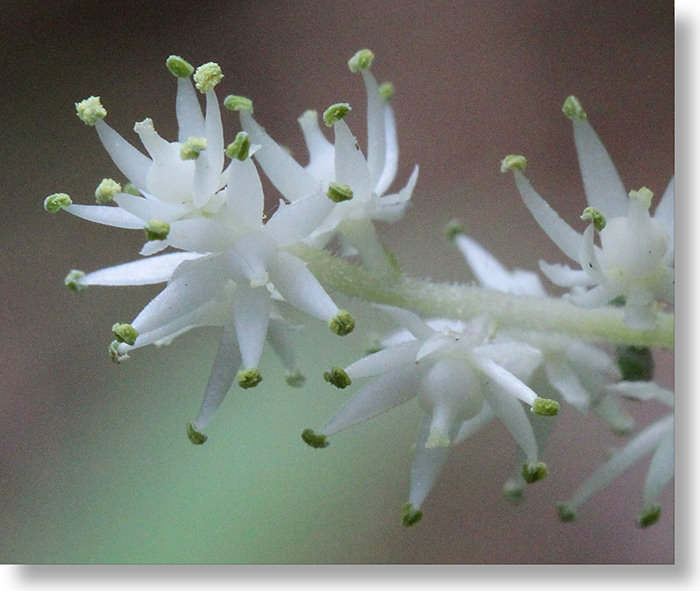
371 165 419 223
113 193 191 222
94 119 151 191
361 69 386 189
375 304 434 341
572 118 628 218
565 414 673 511
224 157 265 230
240 111 320 202
175 76 205 142
345 340 422 379
375 104 398 196
81 252 204 286
264 193 334 246
267 252 338 321
513 170 583 262
538 260 596 287
167 218 231 253
232 283 271 370
407 414 453 509
473 356 538 407
453 405 494 445
544 360 591 411
297 110 334 181
321 364 422 436
192 322 242 431
654 176 674 258
333 119 372 199
643 427 674 504
64 204 144 229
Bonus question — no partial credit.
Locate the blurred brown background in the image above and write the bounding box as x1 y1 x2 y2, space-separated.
1 0 673 564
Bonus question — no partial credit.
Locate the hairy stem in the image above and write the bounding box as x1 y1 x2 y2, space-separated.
289 245 674 350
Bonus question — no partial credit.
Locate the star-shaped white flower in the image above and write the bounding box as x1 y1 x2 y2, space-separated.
228 49 419 276
501 96 674 330
45 56 355 442
302 304 558 525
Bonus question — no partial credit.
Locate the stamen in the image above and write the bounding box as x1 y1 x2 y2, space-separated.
112 323 139 346
225 131 251 161
580 207 606 231
94 178 122 204
329 310 355 335
237 368 262 389
323 366 352 389
301 428 329 449
500 154 527 173
562 95 587 120
323 103 351 127
348 49 375 72
44 193 72 212
75 96 107 125
193 62 223 93
327 182 354 203
166 55 195 78
223 95 253 114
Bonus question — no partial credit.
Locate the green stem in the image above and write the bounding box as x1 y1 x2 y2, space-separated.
289 245 674 350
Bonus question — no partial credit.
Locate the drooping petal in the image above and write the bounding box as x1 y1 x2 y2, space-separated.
263 193 334 246
643 427 674 505
544 360 591 411
94 119 151 191
513 170 583 262
321 364 422 437
453 405 494 445
266 314 303 377
232 283 271 370
81 252 204 286
267 252 339 321
564 414 673 511
473 356 538 407
191 321 242 431
479 372 538 463
538 261 596 287
369 165 419 224
407 414 453 509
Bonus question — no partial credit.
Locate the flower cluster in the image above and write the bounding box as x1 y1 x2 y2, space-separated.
45 51 417 442
45 52 673 531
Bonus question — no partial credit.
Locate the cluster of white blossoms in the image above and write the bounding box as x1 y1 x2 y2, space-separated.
45 51 673 530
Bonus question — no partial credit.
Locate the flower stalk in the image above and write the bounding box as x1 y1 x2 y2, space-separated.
288 244 674 350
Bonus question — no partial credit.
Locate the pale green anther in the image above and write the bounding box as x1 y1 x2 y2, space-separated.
75 96 107 125
187 422 208 445
144 220 170 241
180 136 207 160
378 82 395 101
301 428 329 449
329 309 355 336
285 371 306 388
522 461 548 484
327 182 354 203
44 192 72 213
637 504 661 528
193 62 223 93
237 368 262 389
223 95 253 114
531 397 559 416
323 366 352 389
444 219 466 242
500 154 527 173
556 503 577 523
562 95 587 120
225 131 250 161
94 178 122 204
112 323 139 346
166 55 194 78
629 186 654 210
108 340 128 363
323 103 351 127
64 269 86 292
401 503 423 527
348 49 375 72
123 183 141 196
581 207 606 231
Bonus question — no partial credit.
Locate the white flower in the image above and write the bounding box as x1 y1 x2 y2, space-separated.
302 304 558 525
46 56 355 442
501 96 674 330
557 381 673 527
229 49 419 276
451 226 627 418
